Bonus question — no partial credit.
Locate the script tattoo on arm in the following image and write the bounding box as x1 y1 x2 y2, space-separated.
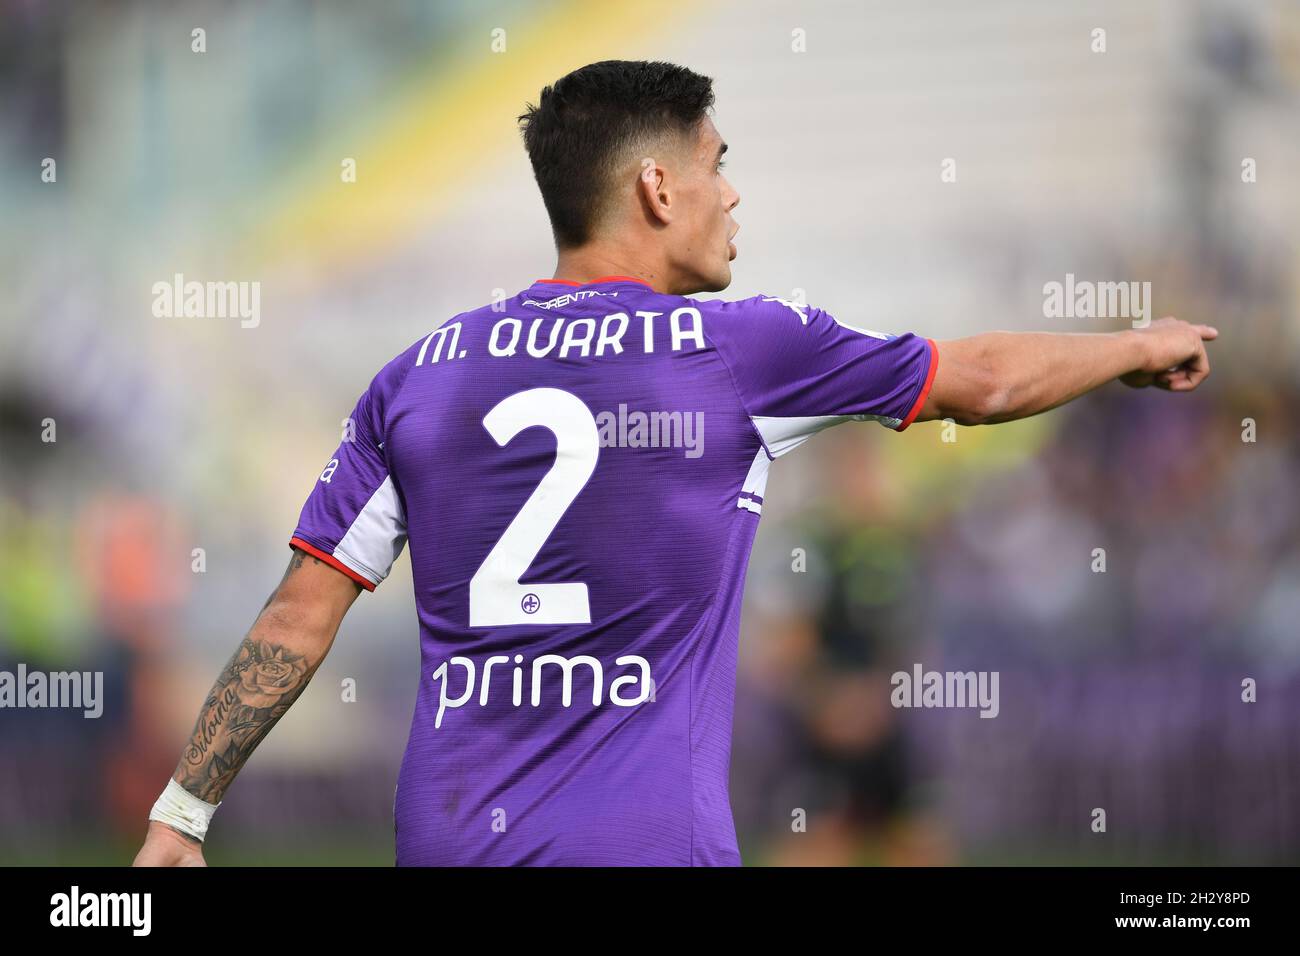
173 550 330 805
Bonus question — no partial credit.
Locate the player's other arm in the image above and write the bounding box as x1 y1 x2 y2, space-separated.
132 546 362 866
913 317 1219 426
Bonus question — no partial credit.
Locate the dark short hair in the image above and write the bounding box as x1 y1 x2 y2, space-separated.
518 60 715 249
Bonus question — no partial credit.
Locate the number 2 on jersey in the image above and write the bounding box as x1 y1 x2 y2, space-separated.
469 387 597 627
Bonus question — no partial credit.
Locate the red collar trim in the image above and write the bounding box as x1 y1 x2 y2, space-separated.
533 275 653 289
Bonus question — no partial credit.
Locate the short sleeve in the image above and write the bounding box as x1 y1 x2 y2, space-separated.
290 367 410 591
708 295 938 458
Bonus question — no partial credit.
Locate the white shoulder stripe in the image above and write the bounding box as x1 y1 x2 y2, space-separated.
335 475 408 585
751 413 900 458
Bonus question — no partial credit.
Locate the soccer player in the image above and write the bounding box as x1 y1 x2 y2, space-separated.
134 60 1216 866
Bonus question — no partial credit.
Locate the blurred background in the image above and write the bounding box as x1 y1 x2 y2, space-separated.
2 0 1299 865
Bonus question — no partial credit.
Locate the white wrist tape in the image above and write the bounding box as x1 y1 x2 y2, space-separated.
149 778 220 842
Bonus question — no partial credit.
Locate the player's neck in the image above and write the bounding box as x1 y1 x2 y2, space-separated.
551 245 666 293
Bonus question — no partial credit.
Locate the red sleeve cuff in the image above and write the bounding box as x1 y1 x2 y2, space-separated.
896 338 939 432
289 536 377 591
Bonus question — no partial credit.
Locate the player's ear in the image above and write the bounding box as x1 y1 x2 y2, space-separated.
637 157 672 226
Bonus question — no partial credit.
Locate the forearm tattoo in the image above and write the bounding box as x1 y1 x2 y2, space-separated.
173 551 328 803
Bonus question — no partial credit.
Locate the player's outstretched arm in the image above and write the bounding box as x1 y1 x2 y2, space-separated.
132 546 363 866
914 316 1219 426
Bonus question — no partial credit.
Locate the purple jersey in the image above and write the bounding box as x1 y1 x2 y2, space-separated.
290 276 937 865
